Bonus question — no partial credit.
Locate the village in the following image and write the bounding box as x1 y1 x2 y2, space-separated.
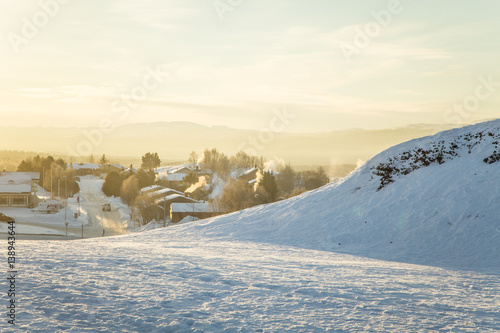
0 149 330 237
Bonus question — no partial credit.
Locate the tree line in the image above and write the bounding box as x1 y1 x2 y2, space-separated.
217 163 329 213
17 155 80 197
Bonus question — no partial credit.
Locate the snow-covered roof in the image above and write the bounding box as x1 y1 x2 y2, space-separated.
242 167 258 176
70 163 100 170
166 173 187 182
140 185 164 193
171 202 218 213
155 194 199 205
111 163 127 170
156 165 194 181
147 188 184 198
69 163 127 170
156 164 191 174
0 172 39 182
171 166 193 174
0 172 39 194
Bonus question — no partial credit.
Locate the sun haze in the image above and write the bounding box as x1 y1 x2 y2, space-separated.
1 0 499 134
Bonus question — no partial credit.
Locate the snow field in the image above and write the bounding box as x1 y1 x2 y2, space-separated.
15 236 500 332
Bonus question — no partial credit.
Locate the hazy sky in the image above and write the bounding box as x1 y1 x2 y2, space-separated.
1 0 499 132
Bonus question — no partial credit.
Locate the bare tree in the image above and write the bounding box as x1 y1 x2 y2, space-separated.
120 175 139 206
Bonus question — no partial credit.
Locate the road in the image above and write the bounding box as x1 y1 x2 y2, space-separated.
78 176 129 238
14 176 130 240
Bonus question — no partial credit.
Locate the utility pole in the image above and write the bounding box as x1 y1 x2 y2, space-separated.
64 176 67 221
50 167 53 200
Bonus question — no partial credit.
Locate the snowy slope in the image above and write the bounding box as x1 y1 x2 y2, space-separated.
17 236 500 332
167 120 500 273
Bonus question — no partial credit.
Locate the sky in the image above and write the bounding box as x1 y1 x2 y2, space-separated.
1 0 499 133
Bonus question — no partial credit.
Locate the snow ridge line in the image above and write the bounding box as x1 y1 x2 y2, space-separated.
370 128 500 190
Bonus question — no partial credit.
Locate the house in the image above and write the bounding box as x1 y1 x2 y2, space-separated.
147 188 184 200
0 172 40 208
167 166 194 182
166 173 188 182
238 167 259 182
156 165 196 183
156 194 200 215
69 163 100 176
170 202 220 223
170 166 194 175
140 185 164 194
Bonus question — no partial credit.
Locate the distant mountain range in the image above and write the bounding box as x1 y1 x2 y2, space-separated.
0 121 466 166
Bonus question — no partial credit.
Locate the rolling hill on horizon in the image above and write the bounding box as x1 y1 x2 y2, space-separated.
0 121 466 167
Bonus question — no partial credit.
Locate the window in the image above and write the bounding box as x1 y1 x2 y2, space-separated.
11 195 27 207
0 195 8 206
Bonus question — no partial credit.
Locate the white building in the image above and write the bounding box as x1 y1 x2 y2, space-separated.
0 172 40 208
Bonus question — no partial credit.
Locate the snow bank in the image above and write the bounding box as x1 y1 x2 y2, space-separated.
0 223 70 236
177 215 200 224
133 219 164 232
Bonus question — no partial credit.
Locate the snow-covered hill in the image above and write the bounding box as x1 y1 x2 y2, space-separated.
168 119 500 273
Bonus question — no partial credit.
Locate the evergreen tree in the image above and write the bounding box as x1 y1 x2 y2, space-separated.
136 170 156 188
141 152 161 171
183 171 199 186
255 171 279 204
99 154 109 167
102 171 122 197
